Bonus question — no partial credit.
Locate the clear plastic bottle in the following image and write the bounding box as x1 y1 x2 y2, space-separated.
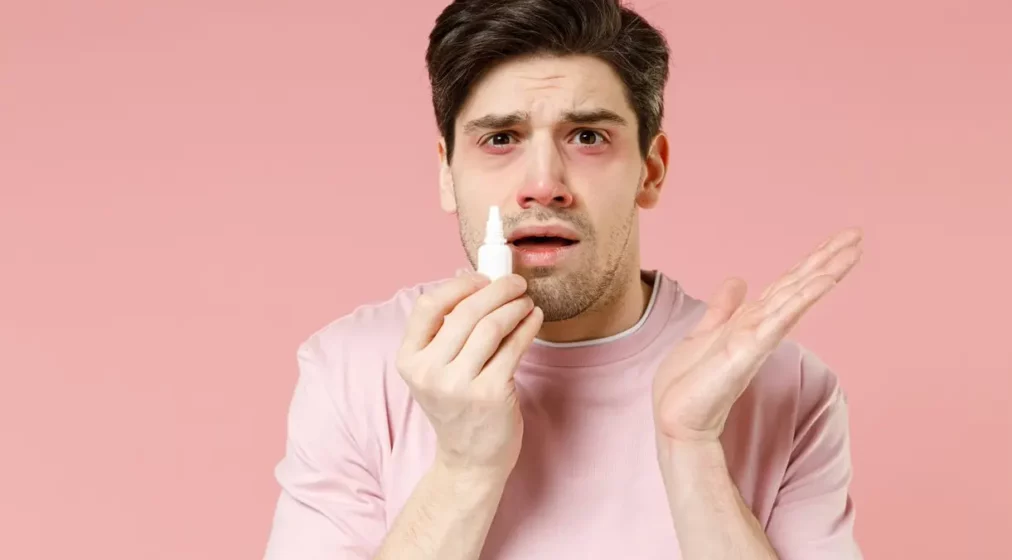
477 205 513 280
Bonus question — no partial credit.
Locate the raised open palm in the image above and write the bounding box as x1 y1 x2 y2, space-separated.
653 228 864 444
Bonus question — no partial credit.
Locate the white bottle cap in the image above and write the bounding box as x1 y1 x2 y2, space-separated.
477 205 513 280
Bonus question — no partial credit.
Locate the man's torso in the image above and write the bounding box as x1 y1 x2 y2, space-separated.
306 271 819 558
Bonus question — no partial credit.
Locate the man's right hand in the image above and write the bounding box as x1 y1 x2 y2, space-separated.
395 272 543 482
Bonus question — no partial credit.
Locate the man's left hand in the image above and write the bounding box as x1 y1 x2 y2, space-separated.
652 229 863 449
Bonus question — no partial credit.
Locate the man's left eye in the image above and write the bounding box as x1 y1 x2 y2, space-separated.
573 130 606 145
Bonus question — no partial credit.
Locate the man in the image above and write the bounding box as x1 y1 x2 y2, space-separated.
264 0 863 558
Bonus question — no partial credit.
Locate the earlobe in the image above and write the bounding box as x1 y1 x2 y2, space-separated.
636 132 670 210
437 139 457 213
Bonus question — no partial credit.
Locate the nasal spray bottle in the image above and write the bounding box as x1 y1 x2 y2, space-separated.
477 205 513 280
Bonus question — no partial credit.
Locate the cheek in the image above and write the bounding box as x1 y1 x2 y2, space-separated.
454 183 500 222
568 136 641 183
456 210 485 254
448 179 498 244
571 160 643 212
449 154 525 203
571 168 640 247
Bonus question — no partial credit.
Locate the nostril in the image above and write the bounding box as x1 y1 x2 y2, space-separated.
517 186 573 209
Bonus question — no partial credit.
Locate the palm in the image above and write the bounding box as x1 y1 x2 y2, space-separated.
653 229 863 443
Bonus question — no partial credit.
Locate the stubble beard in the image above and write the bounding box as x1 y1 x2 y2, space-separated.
457 205 637 323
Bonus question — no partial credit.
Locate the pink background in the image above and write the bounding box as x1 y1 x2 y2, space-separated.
2 1 1010 558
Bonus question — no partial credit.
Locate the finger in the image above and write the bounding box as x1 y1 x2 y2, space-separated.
759 228 862 301
690 277 748 336
424 274 528 365
756 274 837 343
479 305 544 386
765 228 860 295
761 245 863 314
449 296 535 375
401 273 489 355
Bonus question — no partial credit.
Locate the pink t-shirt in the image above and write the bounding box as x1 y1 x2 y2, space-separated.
264 271 861 559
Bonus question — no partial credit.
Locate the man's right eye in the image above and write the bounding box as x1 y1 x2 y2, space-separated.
479 132 519 153
483 132 515 146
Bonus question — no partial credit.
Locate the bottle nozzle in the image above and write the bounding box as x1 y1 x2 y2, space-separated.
484 205 505 244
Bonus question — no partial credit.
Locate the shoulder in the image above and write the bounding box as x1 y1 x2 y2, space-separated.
285 278 449 447
723 340 852 511
300 278 443 358
294 277 448 389
753 340 846 419
725 338 850 473
730 338 846 436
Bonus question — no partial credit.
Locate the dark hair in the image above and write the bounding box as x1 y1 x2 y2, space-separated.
425 0 670 162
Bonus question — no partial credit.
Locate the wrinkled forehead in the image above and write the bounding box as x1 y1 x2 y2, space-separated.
456 55 635 128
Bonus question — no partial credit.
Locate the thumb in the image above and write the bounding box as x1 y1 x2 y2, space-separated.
690 277 747 336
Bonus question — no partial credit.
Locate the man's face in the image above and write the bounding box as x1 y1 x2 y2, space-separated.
439 55 665 322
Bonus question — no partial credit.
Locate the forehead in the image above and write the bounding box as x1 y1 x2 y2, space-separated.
457 55 633 125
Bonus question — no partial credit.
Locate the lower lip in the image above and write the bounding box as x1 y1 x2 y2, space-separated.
510 242 578 268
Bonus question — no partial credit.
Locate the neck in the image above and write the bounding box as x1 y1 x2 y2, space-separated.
536 264 652 344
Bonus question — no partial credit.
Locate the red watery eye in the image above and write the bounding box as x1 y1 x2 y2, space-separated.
486 133 513 147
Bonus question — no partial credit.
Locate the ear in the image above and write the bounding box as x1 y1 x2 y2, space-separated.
636 131 669 210
437 138 457 214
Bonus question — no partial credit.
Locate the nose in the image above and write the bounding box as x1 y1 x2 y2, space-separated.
515 136 573 210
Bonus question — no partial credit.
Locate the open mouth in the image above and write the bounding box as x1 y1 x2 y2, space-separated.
510 236 578 248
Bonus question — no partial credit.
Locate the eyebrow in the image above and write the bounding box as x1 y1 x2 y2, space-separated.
462 109 628 134
561 109 628 126
462 112 528 134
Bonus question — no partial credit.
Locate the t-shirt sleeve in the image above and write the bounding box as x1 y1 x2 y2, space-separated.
765 351 863 560
263 336 386 560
